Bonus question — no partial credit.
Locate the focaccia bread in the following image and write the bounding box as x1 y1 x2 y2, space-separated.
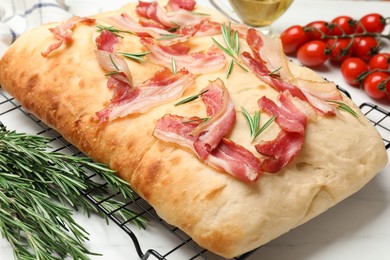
0 1 387 258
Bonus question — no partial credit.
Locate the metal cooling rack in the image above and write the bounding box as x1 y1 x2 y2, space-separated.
1 87 389 260
0 88 255 260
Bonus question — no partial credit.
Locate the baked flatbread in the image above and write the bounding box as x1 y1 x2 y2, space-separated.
0 1 387 258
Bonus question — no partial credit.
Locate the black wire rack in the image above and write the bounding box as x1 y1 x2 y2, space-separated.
1 87 389 260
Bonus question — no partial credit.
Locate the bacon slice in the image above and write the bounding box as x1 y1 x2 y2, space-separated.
255 92 307 173
192 79 236 159
96 68 195 123
42 16 95 57
136 0 205 29
153 79 262 182
243 28 342 114
154 114 262 182
166 0 196 11
256 131 305 173
140 37 226 74
101 13 191 45
177 20 222 37
95 29 119 53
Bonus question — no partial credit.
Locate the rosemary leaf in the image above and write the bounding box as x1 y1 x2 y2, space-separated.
174 89 209 106
182 117 210 124
327 100 359 118
157 33 180 40
96 25 134 37
109 54 120 71
213 23 247 77
269 66 283 76
105 71 122 76
191 11 211 16
212 37 234 57
226 59 234 78
0 124 147 259
117 51 150 63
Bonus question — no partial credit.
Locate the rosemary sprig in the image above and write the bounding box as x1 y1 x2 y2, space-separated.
174 89 209 106
157 33 181 41
96 25 134 37
212 23 248 78
117 51 151 63
241 107 276 141
327 100 359 118
0 124 147 259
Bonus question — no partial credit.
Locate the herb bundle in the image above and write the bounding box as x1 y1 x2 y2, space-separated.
0 123 147 260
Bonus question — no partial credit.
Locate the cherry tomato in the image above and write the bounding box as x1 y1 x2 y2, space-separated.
297 40 329 67
368 53 390 70
357 13 386 33
363 71 389 99
329 16 357 35
304 20 330 40
326 38 352 62
280 25 310 54
341 57 368 86
351 36 380 61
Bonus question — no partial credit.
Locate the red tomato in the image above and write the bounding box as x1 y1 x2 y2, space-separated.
363 71 389 99
280 25 310 54
341 57 368 86
329 16 357 35
304 20 330 40
326 38 352 62
352 36 380 61
297 40 329 67
357 13 386 33
368 53 390 70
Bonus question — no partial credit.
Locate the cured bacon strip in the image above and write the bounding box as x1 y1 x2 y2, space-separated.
177 20 221 37
166 0 196 11
192 79 236 159
159 42 191 55
140 37 226 74
101 13 191 45
241 52 307 100
136 0 205 29
97 68 195 123
244 28 342 114
153 79 262 182
154 115 262 182
255 92 307 173
42 16 95 57
95 29 119 53
258 93 307 134
256 131 304 173
208 139 262 182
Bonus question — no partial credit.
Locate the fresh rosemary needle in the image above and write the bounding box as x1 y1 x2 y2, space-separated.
96 25 134 37
0 123 147 260
117 51 151 63
174 89 209 106
326 100 359 118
